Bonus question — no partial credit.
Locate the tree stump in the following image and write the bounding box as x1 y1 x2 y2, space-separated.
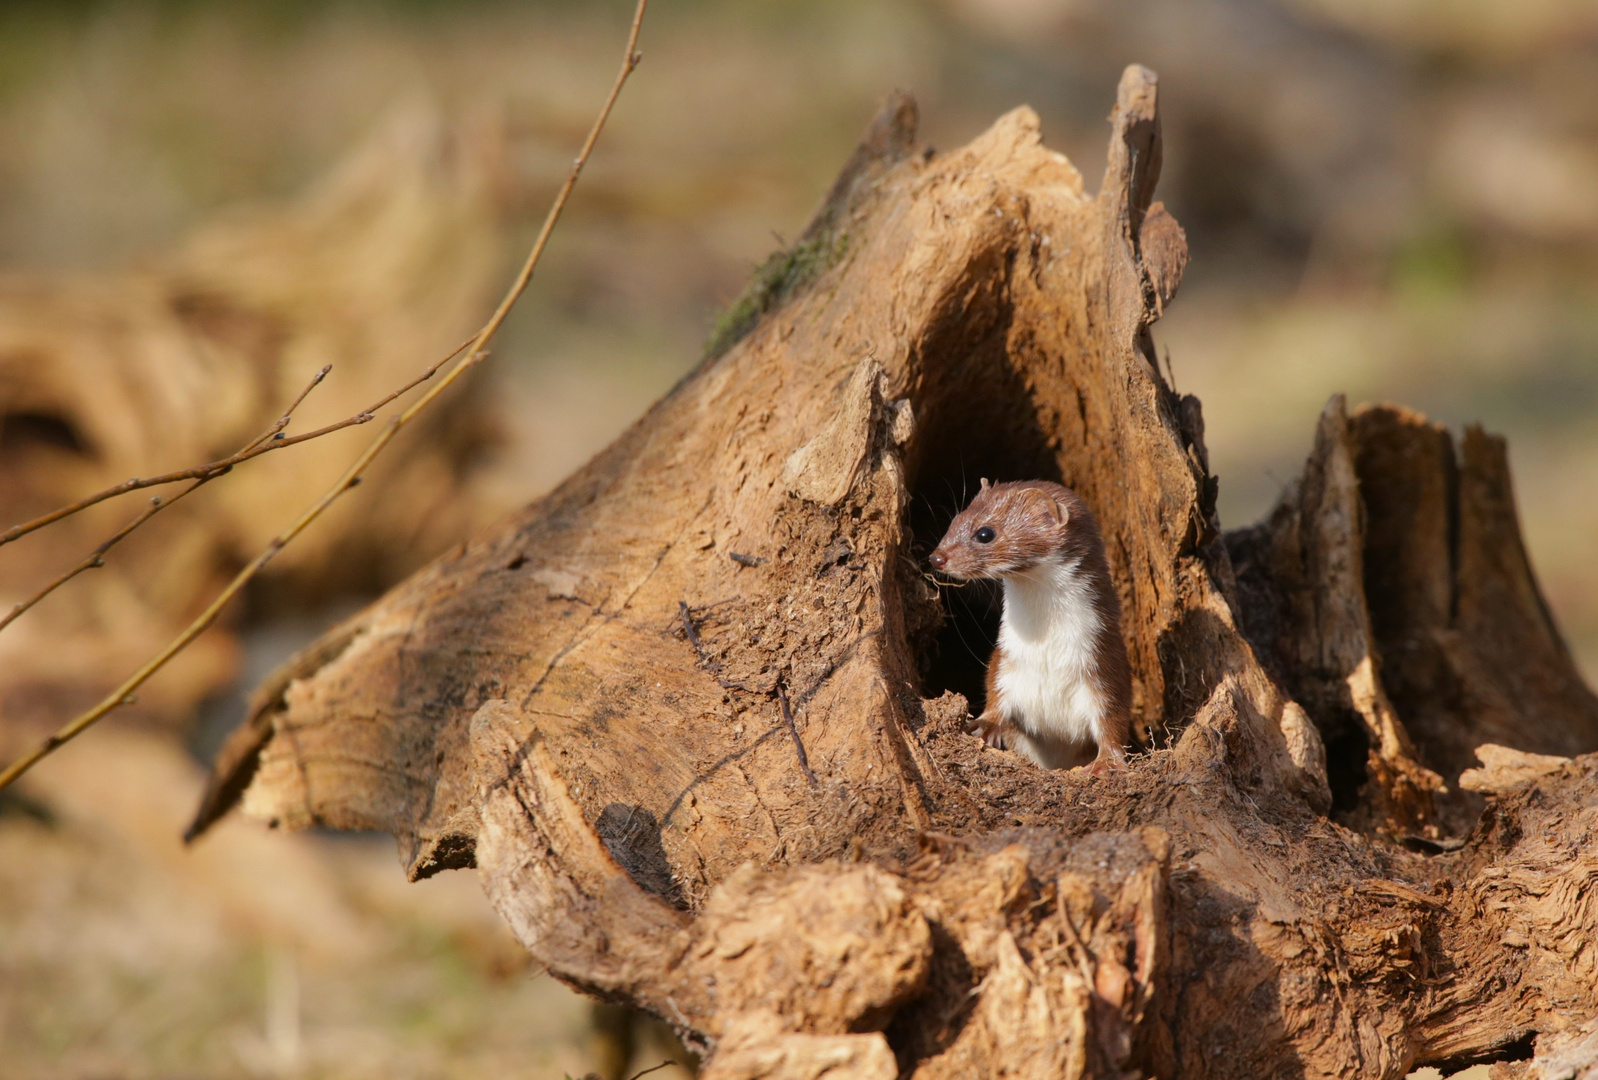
192 67 1598 1080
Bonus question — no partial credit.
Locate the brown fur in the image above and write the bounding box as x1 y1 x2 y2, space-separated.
928 479 1132 771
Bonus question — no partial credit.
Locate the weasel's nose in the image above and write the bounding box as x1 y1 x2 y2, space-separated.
928 550 947 571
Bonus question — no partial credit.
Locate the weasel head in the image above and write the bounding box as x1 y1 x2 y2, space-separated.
927 479 1086 581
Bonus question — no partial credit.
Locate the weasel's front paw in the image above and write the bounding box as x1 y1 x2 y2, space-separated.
1083 746 1129 776
965 713 1012 750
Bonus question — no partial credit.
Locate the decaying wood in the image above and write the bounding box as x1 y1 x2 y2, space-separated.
193 68 1598 1079
1230 397 1598 839
1225 396 1446 837
1353 407 1598 829
0 107 511 753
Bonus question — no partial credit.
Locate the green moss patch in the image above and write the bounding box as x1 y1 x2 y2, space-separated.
703 227 849 361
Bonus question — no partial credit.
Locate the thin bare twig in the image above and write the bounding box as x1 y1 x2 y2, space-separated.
625 1063 678 1080
0 332 479 549
678 600 768 695
0 338 488 634
0 0 649 793
679 599 707 654
776 681 817 787
242 361 331 451
0 364 341 634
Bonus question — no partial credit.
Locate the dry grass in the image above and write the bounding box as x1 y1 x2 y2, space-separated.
1 728 606 1079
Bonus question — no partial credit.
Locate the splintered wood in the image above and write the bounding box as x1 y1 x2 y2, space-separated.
193 68 1598 1079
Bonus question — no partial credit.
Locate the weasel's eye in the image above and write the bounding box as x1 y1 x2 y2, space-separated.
974 526 996 544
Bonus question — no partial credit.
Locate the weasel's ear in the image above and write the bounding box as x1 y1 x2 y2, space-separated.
1023 487 1067 525
979 477 990 492
1030 490 1069 525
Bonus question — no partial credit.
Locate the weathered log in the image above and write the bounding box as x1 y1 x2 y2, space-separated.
192 68 1598 1079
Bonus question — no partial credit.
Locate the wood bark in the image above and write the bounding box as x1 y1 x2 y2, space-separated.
192 68 1598 1080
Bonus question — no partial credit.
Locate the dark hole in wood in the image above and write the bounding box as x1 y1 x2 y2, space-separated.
1415 1028 1536 1075
0 411 93 458
904 329 1063 715
1323 718 1372 817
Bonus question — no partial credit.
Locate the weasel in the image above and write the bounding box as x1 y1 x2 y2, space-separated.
928 479 1132 774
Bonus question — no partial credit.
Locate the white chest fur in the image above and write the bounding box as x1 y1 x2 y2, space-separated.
994 558 1106 764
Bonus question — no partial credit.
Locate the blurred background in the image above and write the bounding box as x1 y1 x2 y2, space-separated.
0 0 1594 1077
